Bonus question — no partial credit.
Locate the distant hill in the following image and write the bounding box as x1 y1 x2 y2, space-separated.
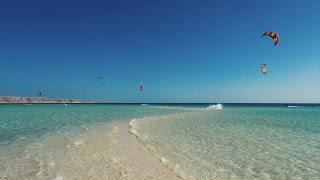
0 96 103 104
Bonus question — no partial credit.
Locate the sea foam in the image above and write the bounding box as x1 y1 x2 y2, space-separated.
128 115 191 180
128 119 139 138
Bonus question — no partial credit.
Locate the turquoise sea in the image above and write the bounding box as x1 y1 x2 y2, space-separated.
1 104 320 179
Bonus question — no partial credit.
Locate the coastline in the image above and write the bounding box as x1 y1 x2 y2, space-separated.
128 115 192 180
0 95 104 104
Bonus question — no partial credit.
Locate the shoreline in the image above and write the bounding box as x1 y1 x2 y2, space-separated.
54 119 183 179
2 116 183 180
128 116 191 180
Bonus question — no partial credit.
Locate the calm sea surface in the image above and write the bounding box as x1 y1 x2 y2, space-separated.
1 104 319 179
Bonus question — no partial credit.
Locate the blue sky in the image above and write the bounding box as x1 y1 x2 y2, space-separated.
0 0 319 103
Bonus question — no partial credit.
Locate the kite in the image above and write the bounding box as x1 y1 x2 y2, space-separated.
260 64 269 74
139 85 144 92
97 76 106 84
262 31 279 46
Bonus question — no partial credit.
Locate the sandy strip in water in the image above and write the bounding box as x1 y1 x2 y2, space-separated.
1 115 184 179
38 120 182 180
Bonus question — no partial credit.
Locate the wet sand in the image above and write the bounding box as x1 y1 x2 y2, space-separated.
25 122 181 180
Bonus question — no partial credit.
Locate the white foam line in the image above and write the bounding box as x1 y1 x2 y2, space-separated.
128 118 139 138
127 116 187 180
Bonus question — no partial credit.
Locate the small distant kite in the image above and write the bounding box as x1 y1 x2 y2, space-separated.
260 64 269 74
38 91 42 97
97 76 106 84
139 85 144 92
262 31 279 46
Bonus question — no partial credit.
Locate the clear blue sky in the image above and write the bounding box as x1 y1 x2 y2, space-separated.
1 0 319 103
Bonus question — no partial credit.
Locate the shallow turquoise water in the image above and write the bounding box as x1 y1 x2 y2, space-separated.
136 106 320 179
1 104 320 179
0 104 186 145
